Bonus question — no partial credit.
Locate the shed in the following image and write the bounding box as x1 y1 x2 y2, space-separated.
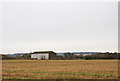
31 51 56 60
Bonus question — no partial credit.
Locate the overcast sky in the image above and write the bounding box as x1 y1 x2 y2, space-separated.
1 1 118 54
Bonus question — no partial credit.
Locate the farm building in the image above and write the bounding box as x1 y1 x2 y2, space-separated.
31 51 56 60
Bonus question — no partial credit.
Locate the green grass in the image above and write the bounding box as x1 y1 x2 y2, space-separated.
54 71 118 77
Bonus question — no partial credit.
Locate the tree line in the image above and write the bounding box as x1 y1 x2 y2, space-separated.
1 52 120 60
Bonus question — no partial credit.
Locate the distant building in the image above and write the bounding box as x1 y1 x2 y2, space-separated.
83 54 92 56
31 53 49 60
31 51 56 60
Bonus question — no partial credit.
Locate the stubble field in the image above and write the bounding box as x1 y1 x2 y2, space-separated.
2 60 118 79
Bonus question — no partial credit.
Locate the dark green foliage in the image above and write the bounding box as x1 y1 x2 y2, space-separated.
55 55 65 60
21 54 31 59
2 55 16 60
2 52 119 60
64 52 73 60
84 52 119 60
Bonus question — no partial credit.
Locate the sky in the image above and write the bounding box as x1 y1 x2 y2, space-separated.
1 1 118 54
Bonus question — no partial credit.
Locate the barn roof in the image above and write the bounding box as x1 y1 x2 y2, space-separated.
31 51 55 54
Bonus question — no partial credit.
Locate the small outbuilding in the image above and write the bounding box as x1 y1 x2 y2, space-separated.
31 51 56 60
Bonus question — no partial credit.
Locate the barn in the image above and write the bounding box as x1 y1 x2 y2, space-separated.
31 51 56 60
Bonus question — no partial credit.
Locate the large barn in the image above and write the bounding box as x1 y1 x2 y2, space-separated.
31 51 56 60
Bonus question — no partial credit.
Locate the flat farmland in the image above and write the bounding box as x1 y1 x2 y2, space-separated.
2 60 118 79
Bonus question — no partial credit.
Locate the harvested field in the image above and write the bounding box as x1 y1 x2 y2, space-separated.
2 60 118 79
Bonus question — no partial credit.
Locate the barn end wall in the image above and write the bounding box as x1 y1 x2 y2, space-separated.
31 53 49 60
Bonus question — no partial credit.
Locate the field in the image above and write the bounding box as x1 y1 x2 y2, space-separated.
2 60 118 79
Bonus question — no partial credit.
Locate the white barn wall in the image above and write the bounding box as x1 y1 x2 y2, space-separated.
31 53 49 60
